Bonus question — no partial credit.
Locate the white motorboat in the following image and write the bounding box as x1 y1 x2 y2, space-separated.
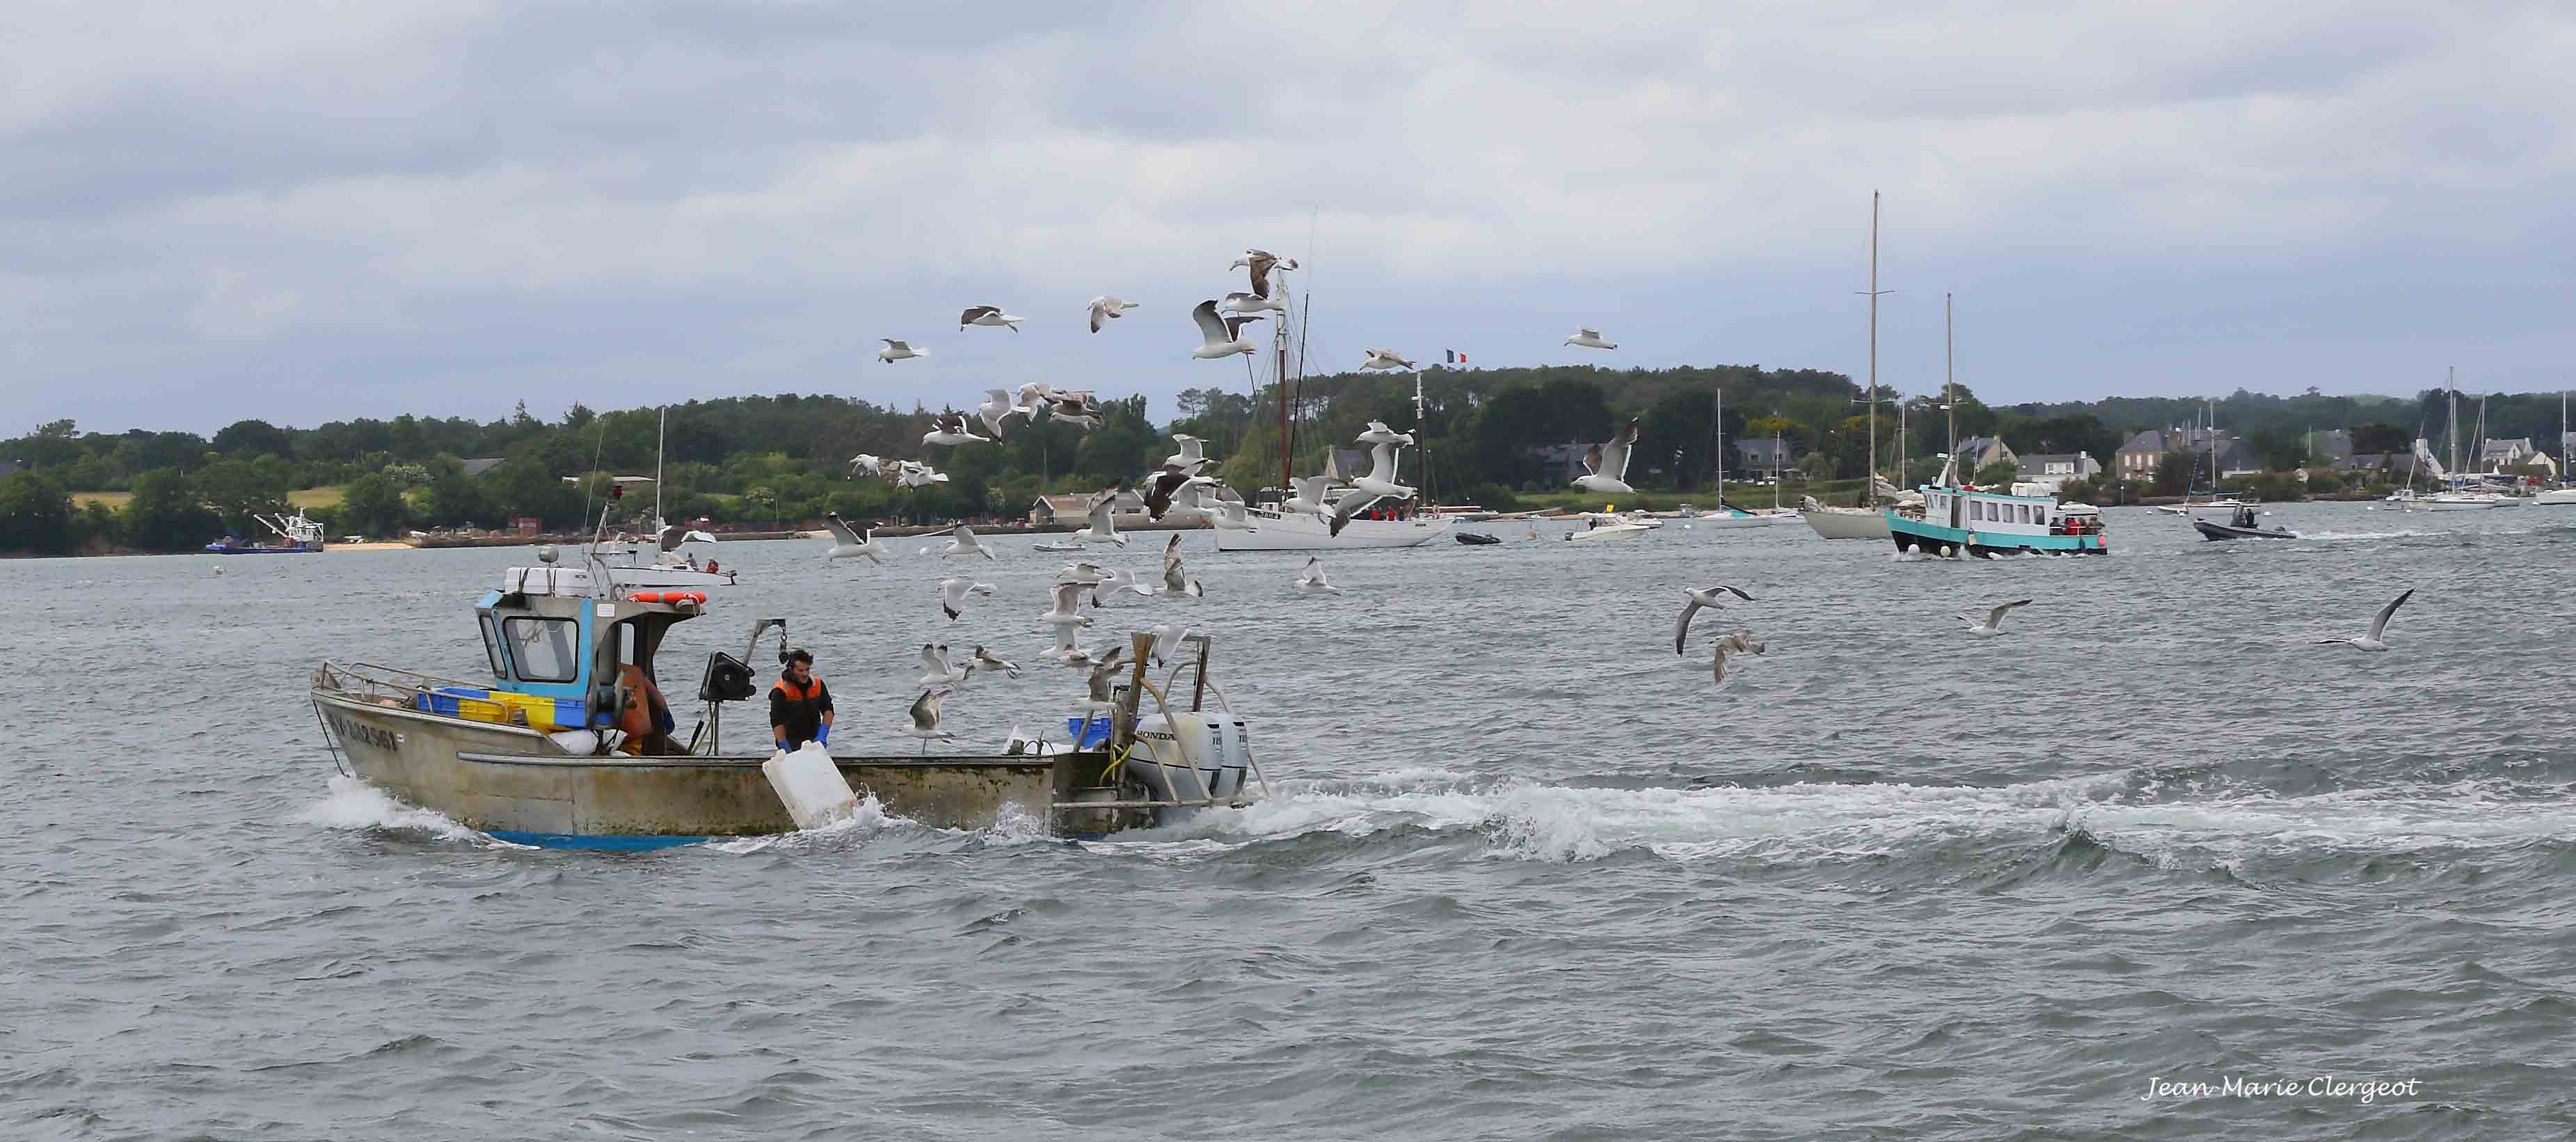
1031 539 1088 553
2537 487 2576 506
1566 513 1651 542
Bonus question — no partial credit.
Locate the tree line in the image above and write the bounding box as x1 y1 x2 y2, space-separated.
2 370 2561 555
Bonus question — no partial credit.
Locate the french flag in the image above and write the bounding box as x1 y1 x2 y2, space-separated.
1445 349 1467 364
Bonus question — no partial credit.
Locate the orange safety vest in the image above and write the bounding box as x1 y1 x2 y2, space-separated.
614 664 671 754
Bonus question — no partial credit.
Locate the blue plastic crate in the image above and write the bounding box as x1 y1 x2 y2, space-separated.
1065 715 1112 750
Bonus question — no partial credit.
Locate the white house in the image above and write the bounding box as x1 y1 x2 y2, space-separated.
2011 452 2101 493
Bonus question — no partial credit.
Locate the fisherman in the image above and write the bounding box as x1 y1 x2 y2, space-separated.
612 663 675 756
770 649 834 752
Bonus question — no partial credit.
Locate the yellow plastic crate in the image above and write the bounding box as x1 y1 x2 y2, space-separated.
489 690 578 731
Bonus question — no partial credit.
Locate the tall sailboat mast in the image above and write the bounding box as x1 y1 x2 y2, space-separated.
1276 302 1293 493
1860 191 1888 507
1943 293 1957 486
653 406 667 526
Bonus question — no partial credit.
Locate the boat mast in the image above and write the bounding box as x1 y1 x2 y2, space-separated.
2447 368 2458 487
1277 300 1292 495
1715 386 1725 505
1943 293 1957 488
654 406 667 527
1859 190 1889 507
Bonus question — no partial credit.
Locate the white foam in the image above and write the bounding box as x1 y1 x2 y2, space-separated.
298 775 521 846
708 793 912 853
1097 774 2576 864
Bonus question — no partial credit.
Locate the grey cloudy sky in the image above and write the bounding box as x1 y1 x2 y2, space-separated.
5 1 2571 436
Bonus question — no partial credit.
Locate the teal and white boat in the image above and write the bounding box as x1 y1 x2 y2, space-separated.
1886 482 2107 558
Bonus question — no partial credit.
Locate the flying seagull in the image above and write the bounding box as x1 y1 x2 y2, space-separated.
916 643 971 690
1143 468 1214 521
1145 623 1198 667
1164 434 1209 474
1042 621 1094 665
2319 589 2413 651
1673 585 1755 653
1074 484 1127 548
1091 567 1156 607
922 411 990 447
976 390 1016 440
905 688 955 750
1083 646 1129 707
919 523 996 560
959 306 1023 332
1709 631 1766 685
1360 348 1417 372
1961 599 2033 637
1229 248 1297 299
892 460 950 489
1045 390 1103 431
1041 581 1094 629
969 644 1021 679
937 577 994 621
1010 382 1052 421
850 454 886 477
1161 534 1204 598
1564 328 1617 350
1284 475 1337 519
823 513 889 564
877 338 926 363
1219 290 1287 316
1573 418 1640 495
1192 299 1264 359
1087 296 1138 333
1293 557 1341 594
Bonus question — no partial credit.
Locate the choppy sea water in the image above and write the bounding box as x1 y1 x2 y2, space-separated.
7 502 2574 1141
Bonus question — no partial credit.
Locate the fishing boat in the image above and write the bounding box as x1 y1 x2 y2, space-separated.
1887 477 2107 558
207 508 325 554
310 526 1267 847
2192 505 2298 541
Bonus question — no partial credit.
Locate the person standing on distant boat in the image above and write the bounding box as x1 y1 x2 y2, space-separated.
770 649 834 752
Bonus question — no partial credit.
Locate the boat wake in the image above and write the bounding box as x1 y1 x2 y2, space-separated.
298 775 529 848
1092 772 2576 867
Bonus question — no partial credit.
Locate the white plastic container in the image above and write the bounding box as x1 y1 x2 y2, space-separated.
761 743 857 829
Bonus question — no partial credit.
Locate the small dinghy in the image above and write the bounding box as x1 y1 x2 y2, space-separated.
1454 532 1501 546
2193 507 2298 541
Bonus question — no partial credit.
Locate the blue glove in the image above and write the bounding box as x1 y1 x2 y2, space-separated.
813 725 830 746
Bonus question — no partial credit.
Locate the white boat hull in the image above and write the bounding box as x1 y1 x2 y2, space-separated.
1567 523 1648 542
1211 508 1454 551
2535 489 2576 506
1801 507 1890 539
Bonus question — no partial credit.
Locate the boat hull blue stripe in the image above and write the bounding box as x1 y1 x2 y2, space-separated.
486 830 712 851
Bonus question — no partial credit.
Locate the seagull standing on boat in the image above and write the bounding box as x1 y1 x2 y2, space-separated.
1074 484 1127 548
1961 600 2033 637
1564 328 1617 350
1360 349 1417 372
922 411 989 447
1673 585 1754 653
1708 631 1766 685
1191 300 1264 360
1293 557 1342 594
823 514 890 564
877 339 925 363
1573 418 1640 495
916 643 972 690
937 577 994 621
959 306 1023 332
1087 296 1138 333
2319 589 2413 651
969 645 1021 679
919 524 996 560
1161 534 1204 598
904 688 955 750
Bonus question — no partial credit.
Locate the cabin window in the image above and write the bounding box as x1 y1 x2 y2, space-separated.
477 614 508 676
504 617 580 682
